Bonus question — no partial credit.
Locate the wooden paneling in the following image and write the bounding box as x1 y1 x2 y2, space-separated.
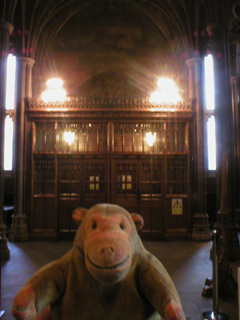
111 157 164 240
30 118 191 240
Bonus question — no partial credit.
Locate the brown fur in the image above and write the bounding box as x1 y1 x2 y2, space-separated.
12 203 185 320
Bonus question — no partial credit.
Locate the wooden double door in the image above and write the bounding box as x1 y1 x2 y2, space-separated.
57 155 164 240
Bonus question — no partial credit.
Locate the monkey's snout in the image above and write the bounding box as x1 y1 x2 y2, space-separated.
101 247 115 264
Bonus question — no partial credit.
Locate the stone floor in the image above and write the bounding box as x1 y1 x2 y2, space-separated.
1 239 239 320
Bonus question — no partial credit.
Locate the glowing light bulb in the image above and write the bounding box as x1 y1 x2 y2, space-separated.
149 78 182 104
146 132 156 147
64 131 75 146
41 78 67 103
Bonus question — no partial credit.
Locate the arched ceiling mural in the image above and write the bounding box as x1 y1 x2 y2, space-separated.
1 0 236 98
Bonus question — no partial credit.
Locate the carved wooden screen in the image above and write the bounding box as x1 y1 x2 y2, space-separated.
139 159 164 240
32 156 55 236
165 154 189 238
57 123 108 153
115 163 137 197
166 122 187 153
34 122 55 153
33 122 108 153
58 159 83 239
113 123 165 153
113 122 187 154
167 156 188 195
31 118 190 240
112 157 164 239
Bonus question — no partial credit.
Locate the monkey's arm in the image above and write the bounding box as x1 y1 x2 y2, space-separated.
138 252 185 320
12 250 72 320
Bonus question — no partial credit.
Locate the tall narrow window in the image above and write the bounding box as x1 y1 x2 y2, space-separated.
207 116 216 170
4 116 14 170
4 54 16 171
204 54 216 170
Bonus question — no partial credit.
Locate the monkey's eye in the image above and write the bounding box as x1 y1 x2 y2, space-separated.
120 223 125 230
92 222 97 230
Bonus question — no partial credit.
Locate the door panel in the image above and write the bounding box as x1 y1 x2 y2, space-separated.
58 157 108 240
139 159 164 240
112 160 138 213
83 160 108 208
58 159 83 240
112 157 164 240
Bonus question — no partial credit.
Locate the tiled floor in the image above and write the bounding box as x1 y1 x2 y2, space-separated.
1 240 239 320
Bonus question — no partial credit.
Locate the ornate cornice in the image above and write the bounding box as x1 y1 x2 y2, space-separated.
26 97 192 113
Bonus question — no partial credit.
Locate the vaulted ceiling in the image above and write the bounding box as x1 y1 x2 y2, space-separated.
1 0 236 98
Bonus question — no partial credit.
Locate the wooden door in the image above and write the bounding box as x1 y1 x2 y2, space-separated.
82 159 108 209
58 157 108 240
112 159 138 213
58 158 83 240
138 158 164 240
112 157 164 240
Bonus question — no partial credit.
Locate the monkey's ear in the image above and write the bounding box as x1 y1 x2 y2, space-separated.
131 213 144 231
72 207 88 225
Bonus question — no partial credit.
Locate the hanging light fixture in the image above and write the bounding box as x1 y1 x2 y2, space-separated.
149 78 182 104
64 131 75 146
41 78 67 103
145 132 156 147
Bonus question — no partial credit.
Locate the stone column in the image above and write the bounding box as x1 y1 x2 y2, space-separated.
186 57 211 241
207 23 239 260
231 76 240 227
0 21 13 259
9 57 35 242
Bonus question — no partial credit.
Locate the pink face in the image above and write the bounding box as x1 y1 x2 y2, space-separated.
84 212 133 285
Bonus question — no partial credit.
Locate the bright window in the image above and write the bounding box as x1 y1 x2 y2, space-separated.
4 54 16 171
204 54 216 170
6 54 16 110
204 54 215 111
4 116 14 171
207 116 216 170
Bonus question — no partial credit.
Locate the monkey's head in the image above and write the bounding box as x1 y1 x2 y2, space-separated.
72 203 144 285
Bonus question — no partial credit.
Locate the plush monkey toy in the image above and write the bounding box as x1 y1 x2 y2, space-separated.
12 203 185 320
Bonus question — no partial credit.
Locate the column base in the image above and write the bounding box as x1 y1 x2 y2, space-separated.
0 222 10 260
192 212 212 241
9 214 29 242
214 210 239 261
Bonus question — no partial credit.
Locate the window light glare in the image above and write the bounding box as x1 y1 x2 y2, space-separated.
204 54 215 110
4 115 13 170
207 116 216 170
5 54 16 110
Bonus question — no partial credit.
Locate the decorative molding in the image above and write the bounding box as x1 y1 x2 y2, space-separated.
26 97 192 112
5 109 15 120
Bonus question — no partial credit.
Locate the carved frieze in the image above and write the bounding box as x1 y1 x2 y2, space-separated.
26 97 192 112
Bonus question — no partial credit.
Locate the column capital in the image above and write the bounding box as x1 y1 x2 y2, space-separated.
185 57 203 68
0 20 13 33
18 57 35 67
207 22 232 36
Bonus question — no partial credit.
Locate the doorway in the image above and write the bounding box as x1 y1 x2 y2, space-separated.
112 156 164 240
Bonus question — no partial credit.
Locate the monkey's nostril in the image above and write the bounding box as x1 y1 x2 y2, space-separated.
101 247 114 254
101 247 115 264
